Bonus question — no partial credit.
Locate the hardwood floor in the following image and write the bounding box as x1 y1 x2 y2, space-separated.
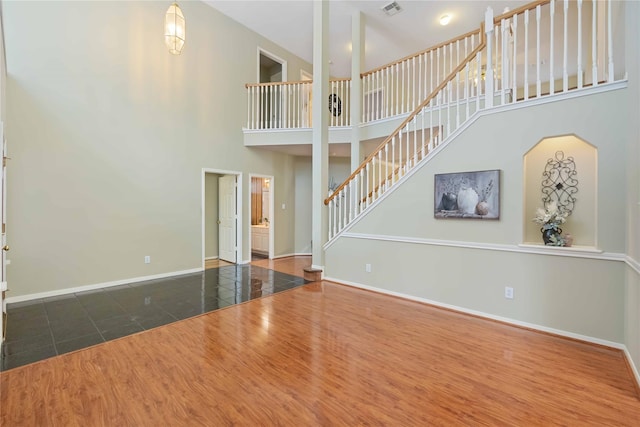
251 255 311 276
1 280 639 425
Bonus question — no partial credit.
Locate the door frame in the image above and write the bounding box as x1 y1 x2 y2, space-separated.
201 168 243 268
249 173 275 259
257 47 288 84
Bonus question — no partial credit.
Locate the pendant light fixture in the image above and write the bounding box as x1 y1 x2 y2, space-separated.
165 3 186 55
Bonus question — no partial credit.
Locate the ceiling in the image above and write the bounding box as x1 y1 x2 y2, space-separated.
204 0 531 79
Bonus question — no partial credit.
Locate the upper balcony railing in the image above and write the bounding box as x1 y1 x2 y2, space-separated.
244 30 481 131
245 78 351 130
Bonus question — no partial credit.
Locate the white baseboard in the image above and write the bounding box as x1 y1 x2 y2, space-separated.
623 347 640 391
324 276 626 350
204 256 219 261
272 253 311 259
6 267 204 304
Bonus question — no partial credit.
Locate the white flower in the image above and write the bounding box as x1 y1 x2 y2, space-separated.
533 201 569 226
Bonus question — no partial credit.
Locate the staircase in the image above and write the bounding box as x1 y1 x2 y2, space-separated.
322 0 623 243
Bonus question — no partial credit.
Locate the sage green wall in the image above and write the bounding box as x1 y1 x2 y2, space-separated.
204 173 220 259
624 0 640 371
4 1 311 297
326 89 628 343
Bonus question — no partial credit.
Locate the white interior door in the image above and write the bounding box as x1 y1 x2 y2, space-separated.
218 175 237 263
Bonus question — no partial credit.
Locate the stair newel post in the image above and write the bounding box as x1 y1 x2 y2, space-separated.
485 6 495 108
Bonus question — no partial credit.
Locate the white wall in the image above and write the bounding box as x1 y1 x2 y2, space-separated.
326 88 629 343
4 1 311 297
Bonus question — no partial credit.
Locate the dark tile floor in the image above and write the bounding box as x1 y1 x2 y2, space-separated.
1 264 307 371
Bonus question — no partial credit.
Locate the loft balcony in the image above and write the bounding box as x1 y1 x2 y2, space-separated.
243 0 625 160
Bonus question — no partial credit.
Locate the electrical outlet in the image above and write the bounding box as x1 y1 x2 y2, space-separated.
144 256 151 264
505 286 514 299
365 263 372 273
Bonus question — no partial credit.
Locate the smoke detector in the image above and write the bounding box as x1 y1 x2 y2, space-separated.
381 1 402 17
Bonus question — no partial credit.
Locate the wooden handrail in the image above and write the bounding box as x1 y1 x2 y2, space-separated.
494 0 551 23
361 28 481 78
245 78 351 89
324 25 486 206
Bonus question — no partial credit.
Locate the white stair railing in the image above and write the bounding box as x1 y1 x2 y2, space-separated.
492 0 621 106
324 0 624 242
360 29 482 123
324 39 488 240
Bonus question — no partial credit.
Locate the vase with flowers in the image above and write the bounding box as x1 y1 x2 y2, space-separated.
533 201 569 246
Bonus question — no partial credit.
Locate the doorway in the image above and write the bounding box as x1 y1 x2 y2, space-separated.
249 175 274 260
258 48 287 129
202 169 243 268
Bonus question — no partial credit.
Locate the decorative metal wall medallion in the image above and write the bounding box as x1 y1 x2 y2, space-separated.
541 151 578 214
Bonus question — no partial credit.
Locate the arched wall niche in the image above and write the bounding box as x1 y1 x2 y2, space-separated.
523 134 597 248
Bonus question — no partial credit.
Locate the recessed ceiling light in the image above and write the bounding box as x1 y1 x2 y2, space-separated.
440 14 451 26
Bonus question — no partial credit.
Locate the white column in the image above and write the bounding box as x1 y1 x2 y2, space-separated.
312 0 329 270
351 11 365 172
